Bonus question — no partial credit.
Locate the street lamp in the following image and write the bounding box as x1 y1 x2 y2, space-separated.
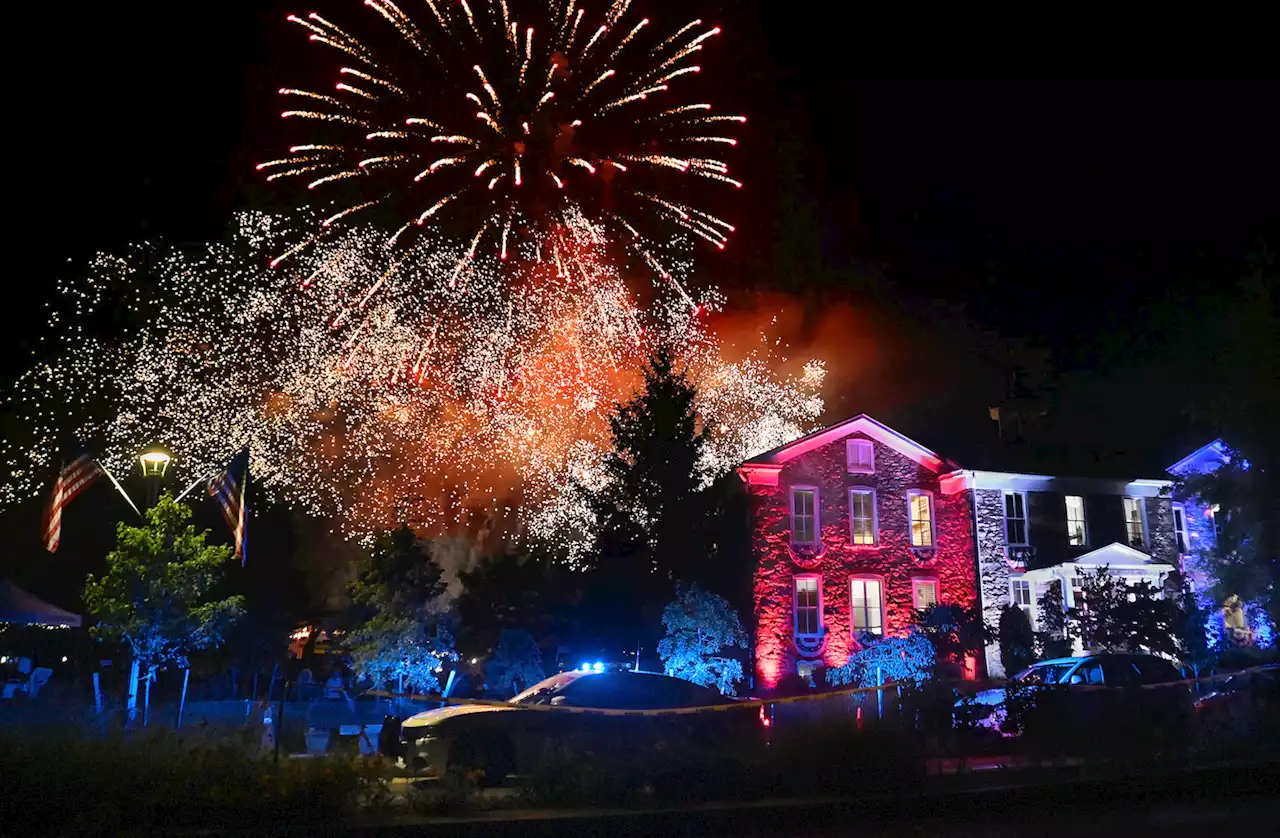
138 445 173 508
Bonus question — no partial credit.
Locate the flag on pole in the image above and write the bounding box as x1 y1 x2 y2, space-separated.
44 454 104 552
209 448 249 565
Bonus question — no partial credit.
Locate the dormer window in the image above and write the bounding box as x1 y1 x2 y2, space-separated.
846 439 875 474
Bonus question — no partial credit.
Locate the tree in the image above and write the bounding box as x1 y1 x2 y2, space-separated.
1177 447 1278 640
84 495 245 720
455 546 566 661
1071 567 1131 652
593 344 709 580
1175 581 1217 678
485 629 546 697
657 584 748 695
998 605 1036 676
913 602 991 670
346 524 456 693
1069 568 1181 656
1034 580 1074 659
825 632 935 688
584 345 714 653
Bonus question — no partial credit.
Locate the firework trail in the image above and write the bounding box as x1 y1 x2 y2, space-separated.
265 0 742 283
2 213 821 562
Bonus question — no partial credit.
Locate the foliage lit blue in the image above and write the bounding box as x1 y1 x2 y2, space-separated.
825 631 936 688
658 584 748 696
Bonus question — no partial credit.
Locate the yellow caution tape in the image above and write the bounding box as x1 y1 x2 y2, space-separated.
364 663 1270 717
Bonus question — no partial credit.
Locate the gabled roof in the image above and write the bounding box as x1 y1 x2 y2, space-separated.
1167 439 1228 476
1069 542 1171 570
742 414 947 472
1022 542 1175 583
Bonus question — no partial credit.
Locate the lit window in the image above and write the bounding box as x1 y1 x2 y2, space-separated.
850 577 883 635
1065 495 1087 547
791 487 818 546
1004 492 1028 546
794 576 821 637
846 439 875 474
907 490 934 547
849 489 877 546
913 578 938 610
1172 504 1188 554
1123 497 1146 549
1011 578 1033 623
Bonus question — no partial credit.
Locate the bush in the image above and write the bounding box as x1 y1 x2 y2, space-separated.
1 727 391 833
998 605 1036 676
826 631 935 688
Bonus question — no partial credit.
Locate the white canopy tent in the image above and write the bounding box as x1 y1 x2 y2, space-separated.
0 579 82 628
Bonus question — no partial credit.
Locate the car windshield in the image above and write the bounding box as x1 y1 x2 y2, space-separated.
1015 662 1079 685
509 671 587 705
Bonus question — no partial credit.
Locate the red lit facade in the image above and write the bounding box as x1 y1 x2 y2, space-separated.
740 415 978 689
739 414 1221 690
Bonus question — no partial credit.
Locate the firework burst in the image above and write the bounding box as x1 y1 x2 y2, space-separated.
265 0 742 279
2 213 820 562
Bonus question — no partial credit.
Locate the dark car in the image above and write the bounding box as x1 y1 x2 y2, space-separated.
399 670 756 782
1194 663 1279 738
959 653 1190 737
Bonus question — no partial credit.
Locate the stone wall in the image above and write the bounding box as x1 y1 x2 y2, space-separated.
972 488 1010 678
749 432 978 690
1144 496 1178 566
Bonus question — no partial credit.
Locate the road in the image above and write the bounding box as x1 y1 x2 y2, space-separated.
358 759 1280 837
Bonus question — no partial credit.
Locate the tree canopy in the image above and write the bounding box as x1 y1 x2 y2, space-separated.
1178 447 1278 636
346 524 455 693
582 345 715 654
83 494 245 670
657 584 748 695
485 628 547 697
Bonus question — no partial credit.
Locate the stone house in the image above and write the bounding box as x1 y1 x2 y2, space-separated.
737 414 1221 689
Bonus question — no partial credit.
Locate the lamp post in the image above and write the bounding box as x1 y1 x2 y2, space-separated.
137 445 172 509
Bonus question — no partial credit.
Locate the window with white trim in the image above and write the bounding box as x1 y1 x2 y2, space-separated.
1123 497 1146 548
1003 491 1028 546
850 577 884 636
794 575 821 637
1172 503 1188 554
913 578 939 611
846 439 875 474
907 490 934 548
849 488 877 546
790 487 818 546
1065 495 1087 547
1011 578 1033 621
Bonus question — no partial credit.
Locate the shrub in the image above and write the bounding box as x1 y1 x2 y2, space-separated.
826 631 935 688
1 727 388 833
998 605 1036 676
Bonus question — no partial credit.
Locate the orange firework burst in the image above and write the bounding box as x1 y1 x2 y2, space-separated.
264 0 743 273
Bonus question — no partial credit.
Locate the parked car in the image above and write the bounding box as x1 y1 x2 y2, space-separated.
1194 663 1279 728
399 669 756 782
958 653 1189 735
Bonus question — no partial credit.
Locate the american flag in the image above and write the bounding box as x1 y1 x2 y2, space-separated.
208 448 249 565
44 454 103 552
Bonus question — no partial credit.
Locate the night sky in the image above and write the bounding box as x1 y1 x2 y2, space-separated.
4 3 1277 600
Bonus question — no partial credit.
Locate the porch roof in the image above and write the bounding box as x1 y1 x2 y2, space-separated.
1020 542 1176 583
